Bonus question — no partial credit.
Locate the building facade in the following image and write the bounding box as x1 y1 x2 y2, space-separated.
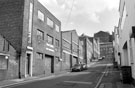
0 34 18 81
79 35 93 66
100 42 113 60
61 30 79 69
94 31 112 43
89 37 100 60
0 0 61 79
117 0 135 81
79 40 83 63
114 26 121 65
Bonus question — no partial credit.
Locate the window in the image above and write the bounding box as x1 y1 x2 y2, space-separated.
3 40 9 52
37 29 44 40
55 39 59 47
47 35 53 45
62 52 66 62
36 52 43 59
55 57 60 63
38 10 44 21
63 39 71 49
47 18 53 28
0 56 8 69
55 24 59 32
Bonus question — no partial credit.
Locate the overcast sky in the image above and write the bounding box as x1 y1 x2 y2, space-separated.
38 0 120 36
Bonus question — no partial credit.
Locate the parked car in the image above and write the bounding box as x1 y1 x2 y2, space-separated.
71 64 82 72
81 63 87 70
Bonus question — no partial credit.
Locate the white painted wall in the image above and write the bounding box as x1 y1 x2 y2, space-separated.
119 0 135 79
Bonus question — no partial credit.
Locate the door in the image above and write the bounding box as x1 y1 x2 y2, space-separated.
26 53 31 76
45 56 54 74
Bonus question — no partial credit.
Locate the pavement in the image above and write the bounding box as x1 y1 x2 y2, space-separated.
0 70 70 88
98 63 135 88
1 61 134 88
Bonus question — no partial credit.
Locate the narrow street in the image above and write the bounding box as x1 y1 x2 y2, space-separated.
3 60 109 88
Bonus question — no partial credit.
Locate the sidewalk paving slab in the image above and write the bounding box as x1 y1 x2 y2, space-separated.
100 63 135 88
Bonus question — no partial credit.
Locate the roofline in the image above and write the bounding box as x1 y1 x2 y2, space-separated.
37 1 61 23
118 0 121 12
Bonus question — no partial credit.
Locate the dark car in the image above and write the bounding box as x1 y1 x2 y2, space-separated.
71 64 82 72
81 63 87 70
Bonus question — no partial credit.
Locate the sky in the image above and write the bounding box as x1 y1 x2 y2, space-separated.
38 0 120 36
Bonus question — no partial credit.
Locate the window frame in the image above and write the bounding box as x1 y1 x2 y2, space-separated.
47 35 53 45
47 17 54 28
55 39 59 47
38 10 45 21
37 29 44 40
55 24 60 32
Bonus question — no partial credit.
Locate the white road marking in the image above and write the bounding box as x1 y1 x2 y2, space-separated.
94 63 108 88
64 81 92 85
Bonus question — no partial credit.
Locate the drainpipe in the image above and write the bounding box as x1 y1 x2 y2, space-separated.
18 52 21 79
60 31 62 71
71 32 73 68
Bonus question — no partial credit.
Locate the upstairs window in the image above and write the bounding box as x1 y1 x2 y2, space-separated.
3 40 9 52
37 29 44 40
55 39 59 47
47 18 53 28
38 10 44 21
55 24 60 32
47 35 53 45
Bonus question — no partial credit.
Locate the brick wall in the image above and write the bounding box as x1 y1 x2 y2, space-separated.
0 35 18 81
0 0 24 52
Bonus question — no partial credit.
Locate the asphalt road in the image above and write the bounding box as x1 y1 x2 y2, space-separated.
5 60 108 88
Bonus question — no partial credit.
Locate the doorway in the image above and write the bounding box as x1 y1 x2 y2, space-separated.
26 52 33 77
26 54 31 76
45 55 54 74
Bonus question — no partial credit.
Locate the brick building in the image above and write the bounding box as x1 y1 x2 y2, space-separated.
100 42 113 60
61 30 79 69
89 37 100 60
79 34 93 66
0 0 61 79
79 40 83 63
94 31 112 43
0 34 18 81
